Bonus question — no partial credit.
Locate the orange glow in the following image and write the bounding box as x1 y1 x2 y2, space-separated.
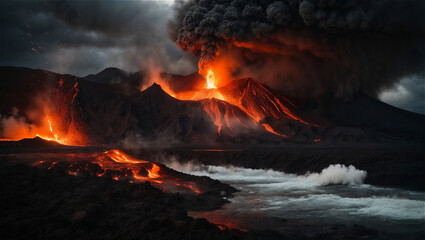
133 61 318 138
171 68 224 101
215 224 247 232
261 123 288 138
190 211 248 232
71 80 79 103
23 150 202 194
46 118 61 142
175 182 202 194
0 76 88 145
1 112 86 146
314 138 321 142
201 100 224 134
105 149 148 164
206 69 217 89
35 116 81 145
147 163 160 178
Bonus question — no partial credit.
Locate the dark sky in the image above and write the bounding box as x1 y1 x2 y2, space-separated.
0 0 196 76
0 0 423 114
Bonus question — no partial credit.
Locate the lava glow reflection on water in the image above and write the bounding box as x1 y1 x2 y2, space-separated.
167 162 425 236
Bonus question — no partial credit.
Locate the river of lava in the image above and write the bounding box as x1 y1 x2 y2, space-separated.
20 149 201 194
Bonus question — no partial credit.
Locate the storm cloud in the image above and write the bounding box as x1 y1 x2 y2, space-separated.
0 0 196 76
379 74 425 114
0 0 423 114
169 0 425 98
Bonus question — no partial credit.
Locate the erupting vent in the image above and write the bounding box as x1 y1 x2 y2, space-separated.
0 67 323 145
148 68 317 138
206 69 217 89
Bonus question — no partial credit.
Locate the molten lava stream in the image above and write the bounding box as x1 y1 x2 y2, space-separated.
138 66 302 138
261 123 288 138
26 150 203 195
105 149 149 164
0 115 84 146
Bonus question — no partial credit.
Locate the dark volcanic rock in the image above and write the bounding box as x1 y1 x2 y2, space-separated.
1 66 424 146
0 161 244 240
144 145 425 192
126 83 268 145
83 67 130 84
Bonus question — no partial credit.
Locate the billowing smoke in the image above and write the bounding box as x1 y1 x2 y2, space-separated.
0 108 36 139
169 0 425 98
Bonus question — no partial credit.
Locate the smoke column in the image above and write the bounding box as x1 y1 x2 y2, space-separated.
169 0 424 98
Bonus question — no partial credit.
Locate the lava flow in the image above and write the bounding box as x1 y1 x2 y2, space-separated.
261 123 288 138
151 66 315 137
25 149 202 194
1 115 84 146
0 114 76 145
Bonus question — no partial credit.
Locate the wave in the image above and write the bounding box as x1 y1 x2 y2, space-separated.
167 160 366 187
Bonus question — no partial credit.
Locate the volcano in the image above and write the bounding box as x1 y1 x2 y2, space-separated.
1 66 424 239
1 66 423 146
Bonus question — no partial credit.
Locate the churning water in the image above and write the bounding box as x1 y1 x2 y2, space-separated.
167 161 425 238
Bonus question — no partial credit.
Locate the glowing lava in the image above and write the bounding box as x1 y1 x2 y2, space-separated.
105 149 148 164
35 116 80 145
206 69 217 89
261 123 288 138
147 163 161 178
133 66 318 138
27 150 202 194
0 115 84 146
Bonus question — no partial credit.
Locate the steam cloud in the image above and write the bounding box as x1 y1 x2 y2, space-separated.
303 164 366 185
0 113 36 139
164 159 367 187
169 0 425 97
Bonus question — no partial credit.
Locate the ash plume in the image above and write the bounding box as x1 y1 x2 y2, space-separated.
169 0 425 98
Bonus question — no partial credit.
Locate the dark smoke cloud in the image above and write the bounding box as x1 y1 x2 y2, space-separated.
1 0 196 76
169 0 425 98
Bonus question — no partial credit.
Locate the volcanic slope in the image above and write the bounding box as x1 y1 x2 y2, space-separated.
70 66 425 144
1 66 423 146
126 83 267 145
0 67 277 146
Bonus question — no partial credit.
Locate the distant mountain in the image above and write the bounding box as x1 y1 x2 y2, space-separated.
83 67 130 84
317 93 424 132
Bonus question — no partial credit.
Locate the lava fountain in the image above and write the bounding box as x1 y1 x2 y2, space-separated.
206 69 217 89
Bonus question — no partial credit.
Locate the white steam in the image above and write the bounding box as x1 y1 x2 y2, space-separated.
166 160 367 187
0 108 37 139
304 164 367 185
165 158 424 223
120 132 181 152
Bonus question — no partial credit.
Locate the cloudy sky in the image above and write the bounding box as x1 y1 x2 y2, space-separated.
0 0 423 114
0 0 195 76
